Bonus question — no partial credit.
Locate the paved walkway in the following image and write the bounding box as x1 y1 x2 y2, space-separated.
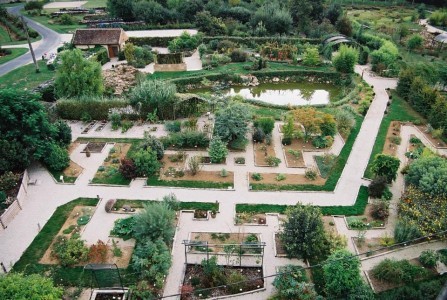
4 64 446 299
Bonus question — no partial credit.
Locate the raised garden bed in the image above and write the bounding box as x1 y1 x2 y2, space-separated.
94 120 108 132
282 145 305 168
200 156 226 164
190 232 261 254
345 204 387 230
91 143 132 185
81 121 97 134
383 121 401 156
253 141 277 167
235 212 267 225
274 233 286 256
249 172 325 187
82 142 107 153
416 124 447 148
193 210 208 219
181 264 264 299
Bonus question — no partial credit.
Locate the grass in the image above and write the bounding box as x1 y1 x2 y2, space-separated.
147 62 332 81
0 60 55 89
251 114 363 191
315 155 337 179
91 172 131 185
49 169 77 184
236 186 369 216
114 199 220 211
21 10 86 34
12 198 98 286
0 47 28 64
147 177 233 189
82 0 107 8
364 92 423 178
249 104 287 120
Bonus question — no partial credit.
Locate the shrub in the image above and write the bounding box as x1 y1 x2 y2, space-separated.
132 148 160 177
406 34 423 51
140 134 164 160
188 156 202 175
419 250 439 268
208 137 228 163
254 117 275 135
265 156 281 167
251 173 263 181
164 120 181 133
227 271 247 294
332 45 359 73
371 154 400 183
77 215 90 226
0 172 20 192
111 217 135 239
119 158 137 180
220 168 228 177
161 131 209 149
52 235 88 266
229 49 247 62
287 149 301 159
24 1 43 10
133 202 175 243
312 135 333 148
389 136 401 145
168 31 202 53
372 259 428 284
88 240 108 263
281 136 292 145
109 112 121 130
305 168 318 180
394 220 421 243
252 127 265 143
371 201 389 220
302 47 320 66
105 199 117 213
368 176 387 198
275 173 286 181
43 143 70 172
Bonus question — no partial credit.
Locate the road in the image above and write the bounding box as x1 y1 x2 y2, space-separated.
0 5 62 77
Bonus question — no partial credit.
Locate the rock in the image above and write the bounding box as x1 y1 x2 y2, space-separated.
273 77 280 82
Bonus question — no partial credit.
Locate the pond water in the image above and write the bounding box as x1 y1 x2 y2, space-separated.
193 82 340 106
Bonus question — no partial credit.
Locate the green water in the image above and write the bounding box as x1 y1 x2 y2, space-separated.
193 82 340 106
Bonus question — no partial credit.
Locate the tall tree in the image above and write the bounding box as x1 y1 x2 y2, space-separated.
107 0 135 21
292 107 323 142
281 204 328 260
55 49 103 98
213 102 252 144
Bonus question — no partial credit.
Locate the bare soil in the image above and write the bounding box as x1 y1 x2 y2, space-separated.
63 160 83 178
182 265 264 300
322 216 337 234
235 212 267 225
68 141 80 154
253 141 276 166
282 144 305 167
274 233 286 256
383 121 401 156
249 172 325 186
83 142 107 153
353 237 385 256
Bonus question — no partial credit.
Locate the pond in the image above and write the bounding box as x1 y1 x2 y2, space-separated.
193 82 341 106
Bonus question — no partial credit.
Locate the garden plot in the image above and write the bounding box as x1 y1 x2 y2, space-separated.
383 121 401 156
253 141 277 167
189 232 262 254
92 143 132 185
249 172 325 186
345 204 387 230
235 212 267 225
415 124 447 148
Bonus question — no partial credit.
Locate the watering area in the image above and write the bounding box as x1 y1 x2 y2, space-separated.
191 82 341 106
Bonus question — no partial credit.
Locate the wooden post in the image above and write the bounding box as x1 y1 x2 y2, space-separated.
20 16 39 73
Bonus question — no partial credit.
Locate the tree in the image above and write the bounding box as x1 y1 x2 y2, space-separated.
336 15 353 36
396 67 415 100
213 102 252 144
326 3 342 25
251 2 293 35
281 204 328 260
132 0 171 25
107 0 135 21
320 114 337 137
303 47 320 66
0 273 63 300
168 31 202 53
140 134 164 160
208 137 228 163
292 107 323 142
323 249 373 299
428 95 447 130
55 49 103 98
289 0 324 32
332 45 358 74
334 109 355 136
133 202 175 244
195 11 227 36
371 154 400 183
53 120 72 147
368 176 388 198
405 156 447 197
42 143 70 172
0 89 65 173
370 41 399 73
129 80 177 119
132 148 160 177
119 158 137 180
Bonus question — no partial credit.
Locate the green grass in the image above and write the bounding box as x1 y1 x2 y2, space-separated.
315 155 337 179
21 10 86 34
91 172 131 185
82 0 107 8
114 199 219 211
249 104 288 120
0 60 55 89
236 186 369 216
13 198 98 286
0 47 28 64
364 92 423 178
147 177 233 189
251 114 363 191
148 62 332 81
49 169 77 184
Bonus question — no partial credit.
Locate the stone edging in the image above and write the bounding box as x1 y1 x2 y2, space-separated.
144 185 235 191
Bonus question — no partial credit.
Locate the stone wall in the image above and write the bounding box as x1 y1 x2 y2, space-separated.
154 63 187 72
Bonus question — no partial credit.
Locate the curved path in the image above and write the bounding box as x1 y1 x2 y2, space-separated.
0 5 61 77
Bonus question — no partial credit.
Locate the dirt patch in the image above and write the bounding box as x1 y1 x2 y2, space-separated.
235 212 267 225
160 155 234 184
63 160 83 178
383 121 401 156
282 144 305 167
274 233 286 256
322 216 337 234
83 142 107 153
68 141 80 154
40 205 96 264
249 172 325 186
353 237 386 256
253 141 276 166
416 125 447 148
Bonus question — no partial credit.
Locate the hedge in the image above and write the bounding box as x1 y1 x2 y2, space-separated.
203 36 321 46
236 186 368 216
56 98 130 120
128 36 176 47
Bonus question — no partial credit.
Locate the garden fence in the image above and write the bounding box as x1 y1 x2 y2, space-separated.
0 170 29 231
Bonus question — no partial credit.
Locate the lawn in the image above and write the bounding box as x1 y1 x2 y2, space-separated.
114 199 219 211
21 10 86 34
146 176 233 189
364 92 423 178
0 47 28 64
236 186 369 216
0 60 55 89
82 0 107 8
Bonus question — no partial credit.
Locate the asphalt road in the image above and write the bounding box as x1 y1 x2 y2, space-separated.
0 5 61 77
